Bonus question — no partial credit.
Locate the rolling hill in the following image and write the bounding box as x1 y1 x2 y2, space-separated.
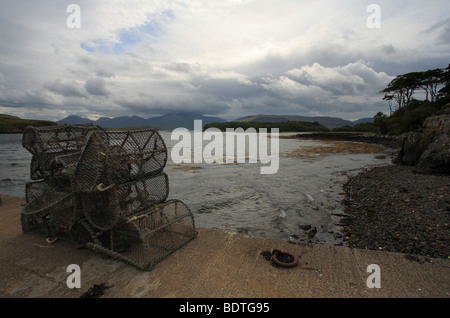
0 114 56 133
57 112 227 130
145 112 226 130
1 112 373 133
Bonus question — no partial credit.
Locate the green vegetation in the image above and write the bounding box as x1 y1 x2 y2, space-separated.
332 122 376 133
203 120 330 132
0 114 57 133
332 64 450 135
374 64 450 135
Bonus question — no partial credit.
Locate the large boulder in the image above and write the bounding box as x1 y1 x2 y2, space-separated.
395 114 450 174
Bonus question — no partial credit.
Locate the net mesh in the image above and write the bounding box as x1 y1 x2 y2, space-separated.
87 200 197 271
23 124 102 181
21 180 78 237
81 173 170 231
20 124 196 271
73 129 167 192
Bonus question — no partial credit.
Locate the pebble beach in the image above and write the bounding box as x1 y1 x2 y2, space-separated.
341 164 450 259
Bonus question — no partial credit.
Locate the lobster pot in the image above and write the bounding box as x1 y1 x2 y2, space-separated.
81 173 170 231
29 152 82 181
48 152 84 185
22 124 102 181
64 220 102 247
21 181 78 238
87 200 197 271
27 152 81 184
73 129 167 193
29 155 50 181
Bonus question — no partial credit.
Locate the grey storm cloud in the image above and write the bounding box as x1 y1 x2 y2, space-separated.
85 78 109 96
0 0 448 121
434 19 450 45
421 18 450 45
44 79 87 98
0 72 5 86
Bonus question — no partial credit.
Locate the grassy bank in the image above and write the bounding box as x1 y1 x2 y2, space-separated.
0 114 56 133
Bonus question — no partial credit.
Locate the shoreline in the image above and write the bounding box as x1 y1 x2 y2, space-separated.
340 164 449 259
294 132 449 259
2 132 447 260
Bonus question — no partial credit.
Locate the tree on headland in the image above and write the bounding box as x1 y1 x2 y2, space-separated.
380 67 446 113
437 64 450 99
380 72 420 111
373 111 388 134
376 65 450 135
382 94 394 115
331 65 448 135
417 68 444 103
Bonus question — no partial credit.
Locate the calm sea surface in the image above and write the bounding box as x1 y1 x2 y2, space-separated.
0 131 391 245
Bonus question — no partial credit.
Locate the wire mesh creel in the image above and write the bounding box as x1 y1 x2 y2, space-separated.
22 124 103 181
20 124 197 271
73 129 168 193
81 172 170 231
87 200 197 271
21 180 77 238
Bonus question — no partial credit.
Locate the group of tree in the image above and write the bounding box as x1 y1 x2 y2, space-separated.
380 65 449 113
374 64 450 135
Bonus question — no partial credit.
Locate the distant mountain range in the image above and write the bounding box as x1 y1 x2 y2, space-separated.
57 112 227 130
57 112 373 130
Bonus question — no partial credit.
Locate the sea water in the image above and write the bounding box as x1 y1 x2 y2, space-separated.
0 131 391 245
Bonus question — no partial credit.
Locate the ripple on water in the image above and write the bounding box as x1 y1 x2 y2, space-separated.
0 132 392 246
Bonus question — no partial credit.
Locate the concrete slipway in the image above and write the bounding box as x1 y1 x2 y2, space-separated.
0 194 448 298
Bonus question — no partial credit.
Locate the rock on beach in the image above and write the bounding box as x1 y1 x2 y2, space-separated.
341 164 449 259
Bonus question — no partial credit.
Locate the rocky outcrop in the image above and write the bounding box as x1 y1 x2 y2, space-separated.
395 114 450 174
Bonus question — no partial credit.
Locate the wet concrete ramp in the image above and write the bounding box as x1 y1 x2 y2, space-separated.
0 195 448 298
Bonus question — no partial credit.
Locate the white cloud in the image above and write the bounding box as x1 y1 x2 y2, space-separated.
0 0 448 121
261 75 332 101
288 61 393 95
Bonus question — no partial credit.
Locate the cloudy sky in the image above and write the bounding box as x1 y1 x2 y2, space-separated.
0 0 449 122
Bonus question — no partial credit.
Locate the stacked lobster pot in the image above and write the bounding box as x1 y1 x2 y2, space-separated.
21 124 102 243
21 124 197 271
